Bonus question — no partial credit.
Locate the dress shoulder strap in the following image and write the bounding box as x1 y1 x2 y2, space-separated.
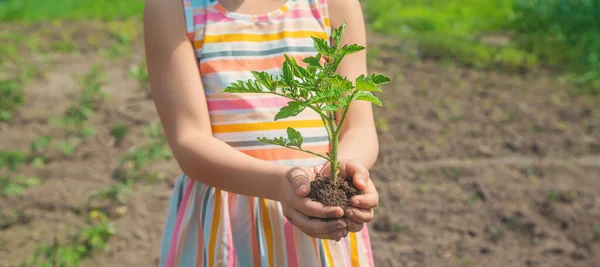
307 0 331 38
182 0 210 49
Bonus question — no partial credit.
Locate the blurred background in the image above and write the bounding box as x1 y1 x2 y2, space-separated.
1 0 599 266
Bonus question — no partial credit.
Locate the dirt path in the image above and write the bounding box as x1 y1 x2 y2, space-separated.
393 156 600 168
1 23 598 267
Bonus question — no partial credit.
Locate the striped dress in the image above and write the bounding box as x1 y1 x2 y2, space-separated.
158 0 374 266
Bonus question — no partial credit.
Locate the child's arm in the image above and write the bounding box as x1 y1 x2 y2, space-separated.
143 0 347 222
329 0 379 170
329 0 380 232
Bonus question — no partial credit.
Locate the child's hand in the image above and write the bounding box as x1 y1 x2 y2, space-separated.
325 161 379 233
279 166 349 241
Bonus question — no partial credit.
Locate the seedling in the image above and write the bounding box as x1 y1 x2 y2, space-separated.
0 78 25 121
110 123 129 146
20 214 115 267
1 175 40 197
223 23 390 208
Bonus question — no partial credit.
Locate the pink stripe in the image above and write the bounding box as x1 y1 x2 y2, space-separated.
340 238 349 266
257 14 269 21
207 96 290 111
165 179 195 267
194 11 233 24
226 214 235 267
283 217 299 266
361 227 375 267
192 8 321 25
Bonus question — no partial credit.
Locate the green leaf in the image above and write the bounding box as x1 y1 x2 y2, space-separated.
353 91 383 106
370 74 391 84
324 75 353 91
223 80 266 93
308 92 336 104
311 36 331 57
274 101 306 120
257 136 288 147
321 104 340 111
281 60 295 86
251 71 276 91
356 75 380 92
292 64 312 81
331 21 347 48
339 44 365 56
302 53 322 68
329 44 365 72
284 54 299 65
286 127 303 147
339 95 352 106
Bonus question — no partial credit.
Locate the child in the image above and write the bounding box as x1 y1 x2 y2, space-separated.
143 0 380 266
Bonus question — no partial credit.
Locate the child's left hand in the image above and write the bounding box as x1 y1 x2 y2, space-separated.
318 161 379 233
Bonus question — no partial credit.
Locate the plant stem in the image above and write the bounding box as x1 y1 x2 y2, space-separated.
335 91 356 136
327 112 339 183
280 144 331 162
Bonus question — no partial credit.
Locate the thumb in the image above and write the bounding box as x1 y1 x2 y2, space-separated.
286 167 312 197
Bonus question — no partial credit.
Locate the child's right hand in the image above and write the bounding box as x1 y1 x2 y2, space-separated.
278 167 349 241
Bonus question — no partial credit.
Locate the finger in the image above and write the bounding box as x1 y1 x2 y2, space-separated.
285 208 346 234
349 192 378 209
344 218 364 232
287 167 312 197
349 180 379 209
344 206 374 224
295 197 344 219
338 161 369 190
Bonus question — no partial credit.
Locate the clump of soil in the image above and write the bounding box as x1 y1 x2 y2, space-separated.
307 175 363 208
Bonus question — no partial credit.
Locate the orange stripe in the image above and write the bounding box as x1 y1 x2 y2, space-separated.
324 18 330 27
239 144 329 161
200 54 308 74
322 240 334 266
194 30 328 48
211 119 324 133
214 2 228 14
208 189 223 267
261 199 275 267
350 232 359 267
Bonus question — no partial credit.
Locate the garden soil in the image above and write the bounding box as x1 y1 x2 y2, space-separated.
1 23 599 267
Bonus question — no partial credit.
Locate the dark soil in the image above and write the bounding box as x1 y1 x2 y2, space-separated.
307 175 363 208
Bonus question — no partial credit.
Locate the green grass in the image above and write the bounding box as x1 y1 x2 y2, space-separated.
364 0 600 97
365 0 514 37
364 0 536 71
511 0 600 94
0 0 144 22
